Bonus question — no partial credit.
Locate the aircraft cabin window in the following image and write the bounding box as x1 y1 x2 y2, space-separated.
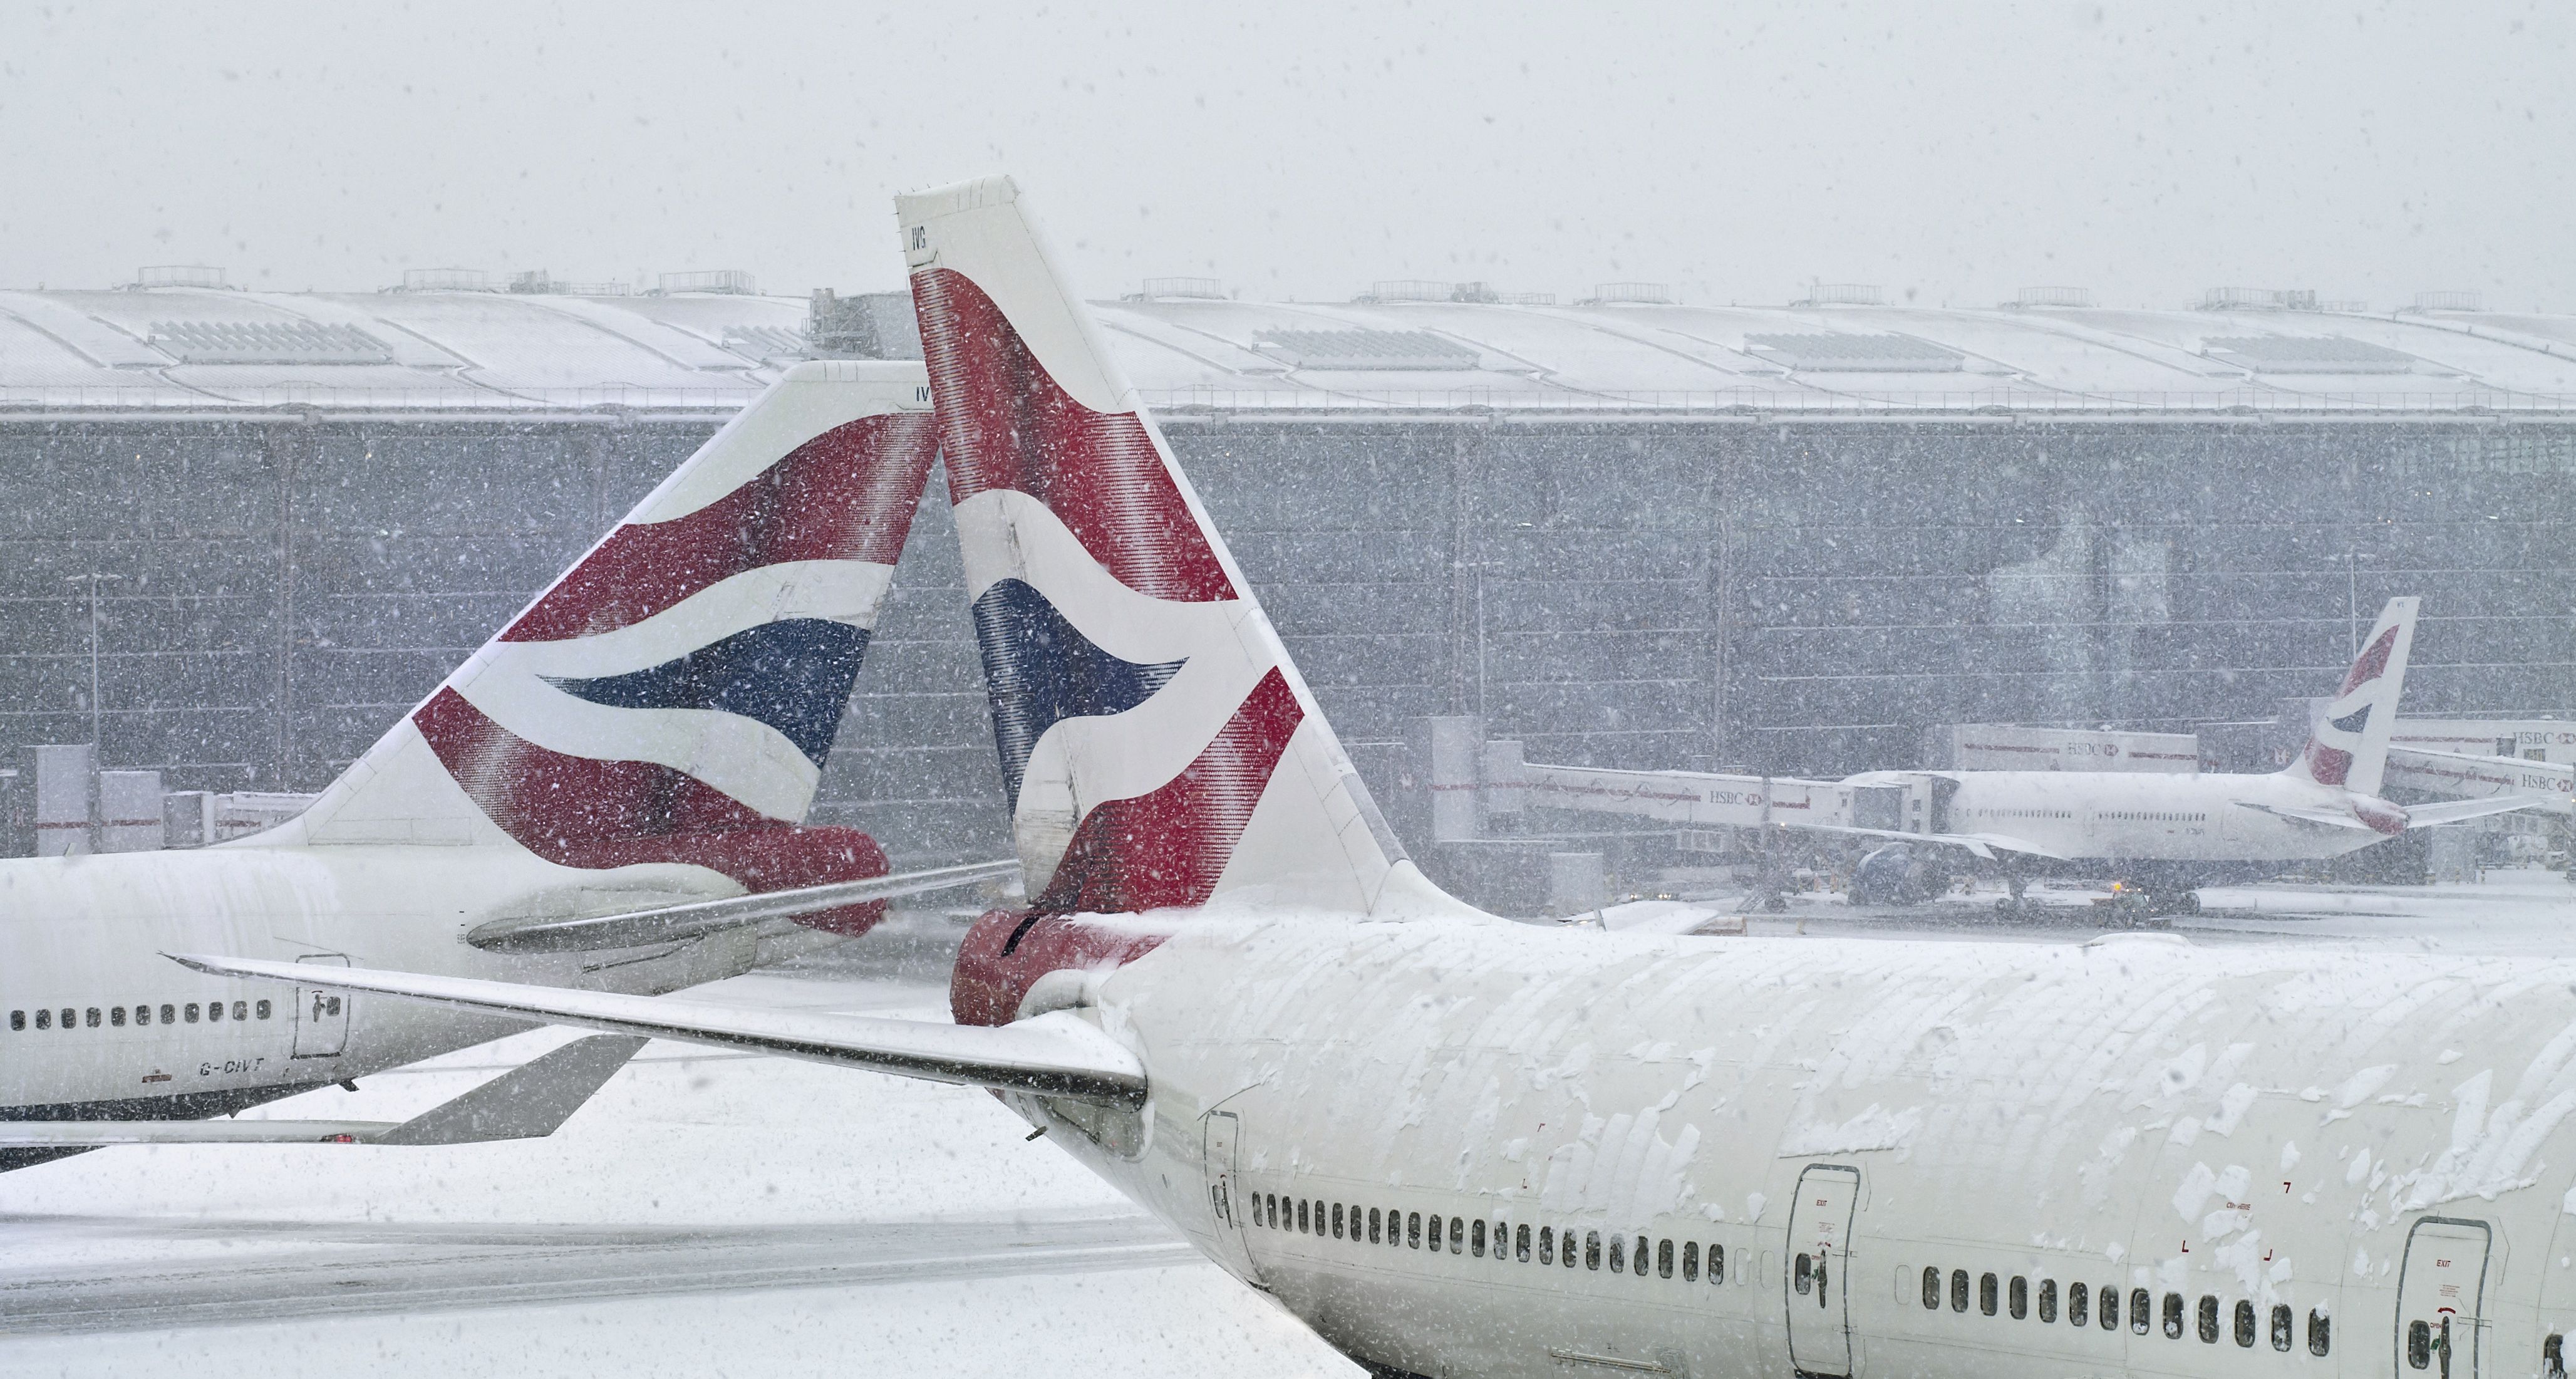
1709 1244 1724 1284
2235 1299 2257 1348
209 1000 223 1023
1562 1231 1578 1269
1331 1204 1343 1239
1633 1235 1649 1274
1922 1267 1941 1309
2163 1292 2184 1340
1471 1218 1484 1256
2069 1281 2089 1327
1366 1207 1379 1242
2309 1309 2330 1356
185 1002 199 1023
1795 1253 1812 1295
2408 1320 2431 1370
2010 1276 2028 1319
2037 1278 2056 1323
2272 1305 2295 1352
85 1007 100 1027
1539 1226 1554 1266
1518 1224 1532 1263
233 1000 247 1020
1452 1219 1466 1254
58 1007 72 1028
110 1006 125 1027
1682 1241 1698 1281
1980 1272 1999 1316
2129 1288 2151 1335
34 1009 49 1029
160 1004 173 1024
2101 1284 2120 1331
2543 1333 2564 1379
8 1011 20 1031
1951 1269 1969 1313
1658 1239 1673 1279
2198 1294 2220 1343
1296 1199 1308 1233
1586 1231 1602 1271
1610 1236 1627 1274
1408 1212 1422 1249
256 1000 271 1019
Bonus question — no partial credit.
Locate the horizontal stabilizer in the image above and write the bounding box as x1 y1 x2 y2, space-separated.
2233 801 2380 832
0 1033 645 1148
466 857 1023 953
2404 794 2568 826
167 952 1145 1110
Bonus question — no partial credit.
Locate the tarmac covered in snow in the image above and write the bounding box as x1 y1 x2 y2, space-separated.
2 875 2571 1375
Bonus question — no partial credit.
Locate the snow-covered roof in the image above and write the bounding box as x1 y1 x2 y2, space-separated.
4 286 2573 415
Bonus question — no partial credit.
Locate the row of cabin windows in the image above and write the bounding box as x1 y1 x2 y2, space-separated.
1917 1269 2329 1355
9 1001 270 1031
1254 1193 1727 1283
2102 812 2207 823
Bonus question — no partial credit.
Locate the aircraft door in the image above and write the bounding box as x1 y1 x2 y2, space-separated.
1201 1110 1263 1286
1786 1164 1862 1379
2397 1217 2492 1379
291 954 351 1059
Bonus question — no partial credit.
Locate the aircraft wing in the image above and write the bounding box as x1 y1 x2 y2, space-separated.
0 1033 645 1148
167 953 1146 1110
463 857 1023 954
2404 794 2567 826
1781 822 2069 862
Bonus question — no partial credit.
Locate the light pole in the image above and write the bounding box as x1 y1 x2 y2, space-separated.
66 572 122 759
2338 550 2376 655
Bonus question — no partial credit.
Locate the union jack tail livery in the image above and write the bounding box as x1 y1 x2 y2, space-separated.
269 361 940 932
2284 595 2418 798
897 177 1456 924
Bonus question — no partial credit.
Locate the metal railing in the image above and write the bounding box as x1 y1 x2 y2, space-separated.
0 383 768 412
8 382 2575 418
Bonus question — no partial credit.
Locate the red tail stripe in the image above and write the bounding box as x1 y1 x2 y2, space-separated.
501 412 936 643
1033 669 1302 913
911 267 1236 604
2335 625 2399 696
411 688 889 922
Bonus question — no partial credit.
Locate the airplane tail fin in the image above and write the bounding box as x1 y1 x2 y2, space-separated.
2284 595 2418 798
271 362 939 927
897 177 1454 922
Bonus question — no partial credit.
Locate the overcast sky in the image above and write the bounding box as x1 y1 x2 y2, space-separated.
2 2 2567 311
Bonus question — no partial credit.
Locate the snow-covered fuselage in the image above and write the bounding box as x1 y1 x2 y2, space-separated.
1027 915 2573 1379
1879 768 2404 887
0 840 755 1150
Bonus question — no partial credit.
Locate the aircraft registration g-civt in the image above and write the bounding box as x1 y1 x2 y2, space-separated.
0 360 1018 1168
180 179 2576 1379
1813 596 2554 917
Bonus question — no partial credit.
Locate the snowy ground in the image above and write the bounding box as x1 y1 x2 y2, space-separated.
4 876 2571 1375
0 918 1360 1378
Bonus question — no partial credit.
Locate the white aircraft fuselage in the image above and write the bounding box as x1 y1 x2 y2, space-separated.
0 840 752 1130
1877 768 2404 882
1024 914 2576 1379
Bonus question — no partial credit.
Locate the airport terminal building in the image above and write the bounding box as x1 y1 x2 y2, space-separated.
1 276 2570 873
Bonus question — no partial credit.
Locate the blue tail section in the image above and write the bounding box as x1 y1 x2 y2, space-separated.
546 619 870 766
970 578 1186 809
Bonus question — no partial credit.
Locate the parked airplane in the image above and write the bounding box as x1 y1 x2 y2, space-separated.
1811 597 2550 915
1525 600 2552 918
180 179 2576 1379
0 360 1015 1170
